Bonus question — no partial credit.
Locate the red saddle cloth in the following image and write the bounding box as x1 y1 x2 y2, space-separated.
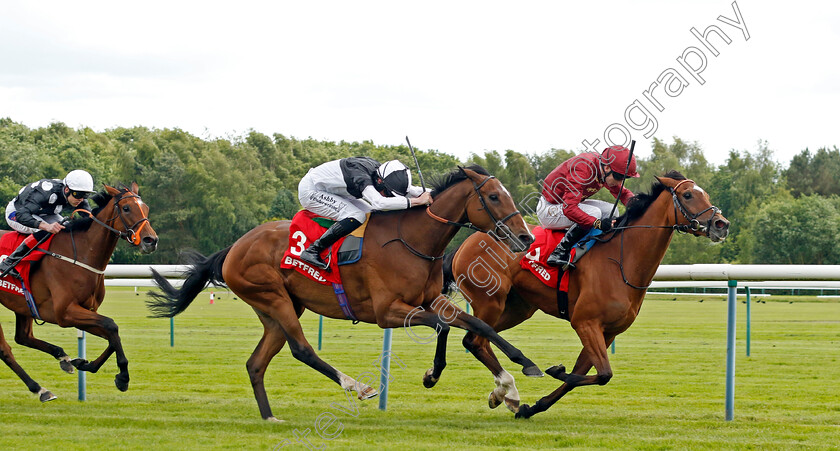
520 226 573 291
0 232 56 296
280 210 348 286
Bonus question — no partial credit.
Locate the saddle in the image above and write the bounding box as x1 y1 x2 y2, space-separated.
280 211 368 285
519 226 602 290
0 231 56 296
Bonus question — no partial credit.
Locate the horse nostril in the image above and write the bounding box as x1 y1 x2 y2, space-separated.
142 236 158 245
519 234 534 246
715 220 729 230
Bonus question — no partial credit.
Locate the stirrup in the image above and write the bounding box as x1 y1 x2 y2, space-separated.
0 266 21 280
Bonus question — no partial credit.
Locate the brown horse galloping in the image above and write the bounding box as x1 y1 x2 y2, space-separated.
441 171 730 418
146 166 542 421
0 183 158 401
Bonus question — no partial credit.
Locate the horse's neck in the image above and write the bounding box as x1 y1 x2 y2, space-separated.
58 212 120 270
401 187 468 259
619 192 677 287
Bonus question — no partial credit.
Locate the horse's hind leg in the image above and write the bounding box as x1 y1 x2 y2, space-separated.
464 301 536 413
430 298 543 378
246 309 293 422
14 314 74 374
0 322 56 402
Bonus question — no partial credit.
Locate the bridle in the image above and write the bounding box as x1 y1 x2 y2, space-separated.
606 179 722 289
386 174 522 261
76 189 151 246
670 179 721 235
37 189 153 275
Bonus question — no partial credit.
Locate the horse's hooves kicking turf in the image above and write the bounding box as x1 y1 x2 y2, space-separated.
522 365 544 377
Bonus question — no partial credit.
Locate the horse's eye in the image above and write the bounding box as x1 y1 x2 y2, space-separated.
489 194 499 202
122 205 131 212
683 192 692 200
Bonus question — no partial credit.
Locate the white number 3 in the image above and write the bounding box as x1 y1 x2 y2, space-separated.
290 231 307 256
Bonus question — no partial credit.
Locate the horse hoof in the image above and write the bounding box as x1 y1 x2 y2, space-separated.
115 374 130 392
522 365 544 378
59 359 75 374
514 404 532 419
504 396 520 413
488 390 503 409
357 386 378 400
265 416 285 423
71 358 89 371
422 368 439 388
546 364 566 380
40 391 57 403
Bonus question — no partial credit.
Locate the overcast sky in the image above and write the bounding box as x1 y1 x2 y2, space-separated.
1 1 837 167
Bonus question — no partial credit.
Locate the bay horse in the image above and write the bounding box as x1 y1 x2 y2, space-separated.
0 183 158 401
146 166 542 422
441 171 730 418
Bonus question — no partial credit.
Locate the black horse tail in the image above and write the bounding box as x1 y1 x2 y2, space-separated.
441 246 461 297
146 247 231 318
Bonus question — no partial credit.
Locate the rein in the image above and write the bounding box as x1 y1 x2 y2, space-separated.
604 179 721 290
384 174 521 261
45 190 151 274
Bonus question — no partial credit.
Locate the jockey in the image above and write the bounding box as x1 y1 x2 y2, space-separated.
538 146 639 269
297 157 433 270
0 169 96 279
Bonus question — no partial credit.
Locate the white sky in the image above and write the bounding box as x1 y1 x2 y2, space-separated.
1 0 837 167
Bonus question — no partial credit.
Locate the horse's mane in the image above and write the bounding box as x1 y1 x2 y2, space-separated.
429 165 490 198
64 188 115 233
616 170 686 223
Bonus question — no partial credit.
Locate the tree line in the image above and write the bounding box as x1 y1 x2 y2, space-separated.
1 118 838 265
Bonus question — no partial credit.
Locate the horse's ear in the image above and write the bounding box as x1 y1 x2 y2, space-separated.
104 184 120 196
655 175 678 189
130 181 139 194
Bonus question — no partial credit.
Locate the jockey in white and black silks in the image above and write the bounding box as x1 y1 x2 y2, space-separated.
297 157 432 270
0 169 96 279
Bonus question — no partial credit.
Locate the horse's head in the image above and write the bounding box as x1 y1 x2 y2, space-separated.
458 167 534 252
655 175 730 242
100 182 159 254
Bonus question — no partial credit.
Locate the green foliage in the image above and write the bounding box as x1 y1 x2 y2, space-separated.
1 118 838 265
740 193 840 264
785 146 840 197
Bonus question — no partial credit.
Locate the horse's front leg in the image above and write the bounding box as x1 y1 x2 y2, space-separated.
58 304 129 392
14 314 75 374
516 323 613 419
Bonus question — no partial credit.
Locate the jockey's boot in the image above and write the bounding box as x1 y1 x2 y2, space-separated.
0 233 41 279
299 218 362 270
545 224 588 270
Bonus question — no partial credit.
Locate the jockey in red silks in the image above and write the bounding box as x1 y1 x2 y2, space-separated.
537 146 639 270
297 157 432 270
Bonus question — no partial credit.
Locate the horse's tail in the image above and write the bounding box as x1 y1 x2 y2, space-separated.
146 247 231 318
441 245 461 297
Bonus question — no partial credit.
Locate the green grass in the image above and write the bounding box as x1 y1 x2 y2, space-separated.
1 288 838 450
